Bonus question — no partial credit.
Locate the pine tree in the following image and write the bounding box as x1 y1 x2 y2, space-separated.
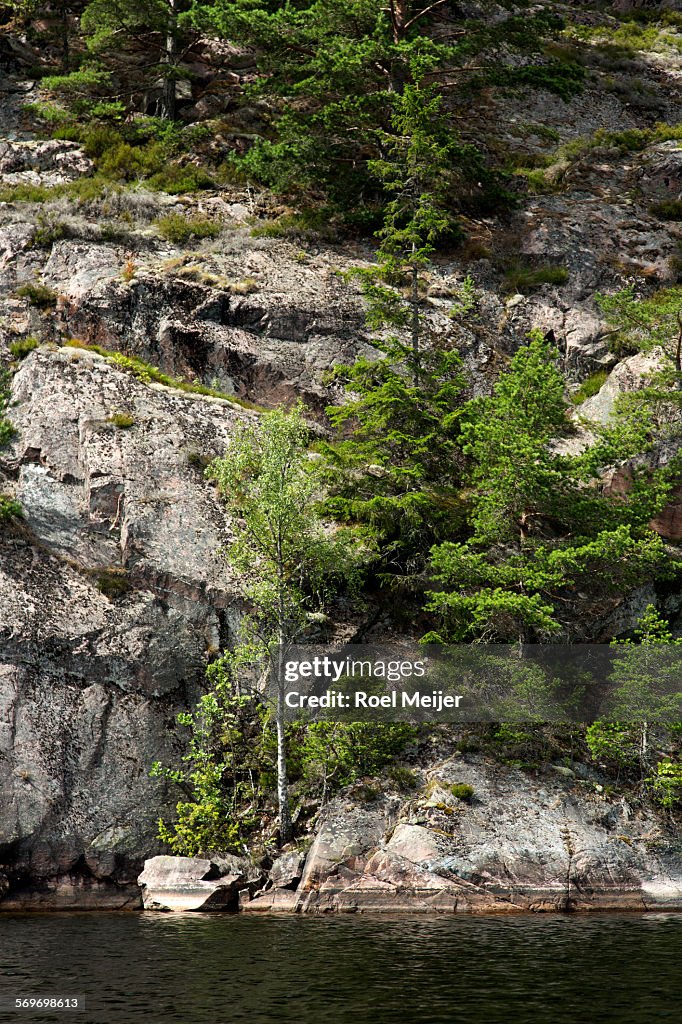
425 335 677 642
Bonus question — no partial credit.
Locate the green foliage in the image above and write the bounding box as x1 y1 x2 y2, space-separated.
557 122 682 163
604 607 682 772
108 412 135 428
596 286 682 373
589 607 682 777
323 341 468 574
16 283 58 309
155 213 223 243
449 782 474 802
425 335 676 641
0 495 22 523
0 183 54 204
387 764 418 790
152 670 271 856
193 0 563 213
650 199 682 221
206 404 369 841
41 67 116 117
586 721 640 768
298 722 417 797
0 370 15 450
207 405 367 648
650 759 682 810
503 264 569 294
482 57 585 101
63 340 263 410
8 337 39 360
250 210 339 243
571 370 608 405
33 216 71 249
79 0 196 120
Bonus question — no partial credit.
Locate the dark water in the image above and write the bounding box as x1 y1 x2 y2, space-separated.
0 912 681 1024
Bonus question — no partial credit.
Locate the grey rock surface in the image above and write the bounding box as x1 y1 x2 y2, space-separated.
295 757 682 914
0 347 248 906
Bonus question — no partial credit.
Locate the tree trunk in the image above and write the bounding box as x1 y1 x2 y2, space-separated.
410 253 420 385
640 720 649 779
160 0 178 120
60 1 70 72
276 634 292 844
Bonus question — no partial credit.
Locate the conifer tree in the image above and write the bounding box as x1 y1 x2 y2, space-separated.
425 335 677 642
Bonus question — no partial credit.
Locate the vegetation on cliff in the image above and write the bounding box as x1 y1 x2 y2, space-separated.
3 0 682 854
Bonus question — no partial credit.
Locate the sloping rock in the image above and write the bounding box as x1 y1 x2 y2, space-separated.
296 758 682 913
298 794 401 894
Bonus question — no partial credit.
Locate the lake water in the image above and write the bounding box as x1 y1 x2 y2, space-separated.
0 912 680 1024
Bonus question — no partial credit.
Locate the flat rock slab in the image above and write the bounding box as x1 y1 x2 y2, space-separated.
138 855 241 912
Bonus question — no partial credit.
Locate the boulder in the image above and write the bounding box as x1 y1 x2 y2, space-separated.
269 851 305 889
138 856 242 912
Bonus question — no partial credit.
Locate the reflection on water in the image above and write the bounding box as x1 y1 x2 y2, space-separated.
0 911 680 1024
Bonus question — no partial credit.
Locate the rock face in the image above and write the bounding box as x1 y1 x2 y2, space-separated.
2 9 682 912
265 758 682 915
0 346 248 907
0 140 93 187
138 856 244 912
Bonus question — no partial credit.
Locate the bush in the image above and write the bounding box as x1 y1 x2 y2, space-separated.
108 412 135 428
650 199 682 221
8 337 39 360
651 759 682 809
449 783 474 802
387 765 418 791
155 213 223 244
16 283 58 309
250 210 338 243
572 370 608 405
0 183 53 203
0 495 22 523
503 265 569 293
298 722 418 797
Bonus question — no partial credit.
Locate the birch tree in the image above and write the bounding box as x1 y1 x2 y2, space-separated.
207 405 365 843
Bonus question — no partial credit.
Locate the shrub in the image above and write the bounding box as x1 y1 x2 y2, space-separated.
96 568 130 599
0 183 53 203
651 759 682 809
155 213 223 243
145 164 215 195
571 370 609 405
16 283 58 309
250 210 338 242
108 412 135 428
449 783 474 802
503 265 569 293
0 495 22 523
8 337 39 360
387 765 418 791
650 199 682 221
33 216 73 249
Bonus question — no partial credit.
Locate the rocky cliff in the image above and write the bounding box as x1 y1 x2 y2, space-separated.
2 4 682 909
